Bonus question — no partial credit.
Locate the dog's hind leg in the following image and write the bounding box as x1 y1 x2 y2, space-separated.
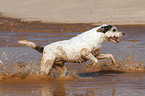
97 54 116 65
53 60 67 77
40 54 56 75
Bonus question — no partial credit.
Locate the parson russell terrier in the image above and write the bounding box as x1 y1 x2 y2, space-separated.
18 24 125 76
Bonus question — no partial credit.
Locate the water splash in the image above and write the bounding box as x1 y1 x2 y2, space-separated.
0 50 144 81
95 55 144 73
0 52 9 64
0 60 3 64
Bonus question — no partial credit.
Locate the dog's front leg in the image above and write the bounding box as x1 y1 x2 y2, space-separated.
81 48 98 68
97 54 116 65
86 53 99 68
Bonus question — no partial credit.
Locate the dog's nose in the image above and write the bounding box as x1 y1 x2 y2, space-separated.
122 32 125 35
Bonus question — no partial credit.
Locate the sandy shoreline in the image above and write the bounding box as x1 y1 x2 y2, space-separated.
0 1 145 95
0 15 145 47
0 0 145 25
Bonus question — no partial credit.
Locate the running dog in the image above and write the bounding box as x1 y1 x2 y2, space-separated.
18 24 125 76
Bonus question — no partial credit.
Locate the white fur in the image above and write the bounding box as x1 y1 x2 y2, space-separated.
44 29 105 62
18 24 124 76
18 40 37 48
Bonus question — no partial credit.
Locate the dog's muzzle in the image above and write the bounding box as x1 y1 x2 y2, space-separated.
110 32 125 43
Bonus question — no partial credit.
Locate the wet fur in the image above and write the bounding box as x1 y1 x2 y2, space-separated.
18 24 124 76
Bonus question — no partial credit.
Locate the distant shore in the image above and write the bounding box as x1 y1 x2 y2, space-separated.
0 0 145 25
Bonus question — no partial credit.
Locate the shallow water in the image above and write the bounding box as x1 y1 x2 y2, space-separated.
0 73 145 96
0 17 145 96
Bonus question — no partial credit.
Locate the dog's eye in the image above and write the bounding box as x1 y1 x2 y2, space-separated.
113 29 116 32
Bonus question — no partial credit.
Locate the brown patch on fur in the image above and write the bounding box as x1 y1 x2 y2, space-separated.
35 46 44 53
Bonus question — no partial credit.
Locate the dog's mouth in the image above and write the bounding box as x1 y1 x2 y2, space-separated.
110 36 120 43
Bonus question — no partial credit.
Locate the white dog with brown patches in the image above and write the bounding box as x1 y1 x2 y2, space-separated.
18 24 125 76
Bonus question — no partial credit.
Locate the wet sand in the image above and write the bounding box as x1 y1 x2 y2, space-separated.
0 16 145 96
0 15 95 47
0 0 145 24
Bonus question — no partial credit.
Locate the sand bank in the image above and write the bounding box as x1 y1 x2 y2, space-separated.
0 0 145 25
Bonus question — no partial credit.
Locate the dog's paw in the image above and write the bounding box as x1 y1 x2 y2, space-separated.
87 64 94 68
87 63 98 69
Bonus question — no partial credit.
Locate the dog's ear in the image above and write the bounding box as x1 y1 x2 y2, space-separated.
97 27 105 32
97 25 112 33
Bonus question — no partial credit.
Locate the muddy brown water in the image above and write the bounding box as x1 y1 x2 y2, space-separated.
0 16 145 96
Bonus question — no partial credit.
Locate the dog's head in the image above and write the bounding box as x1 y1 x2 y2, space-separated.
97 24 125 43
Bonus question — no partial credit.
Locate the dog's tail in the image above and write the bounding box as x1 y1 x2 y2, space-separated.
18 40 44 53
